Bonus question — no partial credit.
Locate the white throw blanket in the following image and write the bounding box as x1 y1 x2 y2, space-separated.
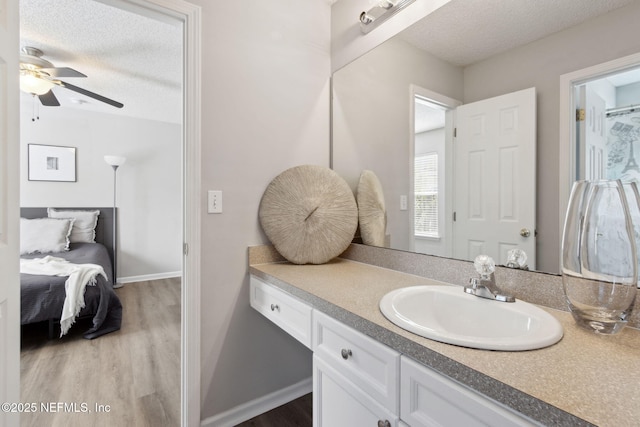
20 256 107 337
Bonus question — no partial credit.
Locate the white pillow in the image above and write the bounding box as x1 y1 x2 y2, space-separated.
20 217 74 255
48 208 100 243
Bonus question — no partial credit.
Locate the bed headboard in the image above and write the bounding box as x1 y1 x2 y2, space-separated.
20 207 116 267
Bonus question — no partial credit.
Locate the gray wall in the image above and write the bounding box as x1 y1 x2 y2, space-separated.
194 0 331 419
332 39 463 250
20 106 182 281
333 37 462 251
463 1 640 273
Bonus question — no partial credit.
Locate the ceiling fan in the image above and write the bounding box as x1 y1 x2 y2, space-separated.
19 46 123 109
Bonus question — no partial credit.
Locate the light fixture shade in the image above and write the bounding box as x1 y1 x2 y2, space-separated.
104 155 127 167
19 72 55 95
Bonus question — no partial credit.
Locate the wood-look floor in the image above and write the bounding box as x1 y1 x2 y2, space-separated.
20 277 181 427
235 393 312 427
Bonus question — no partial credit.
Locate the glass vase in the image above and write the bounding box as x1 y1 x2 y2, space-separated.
561 180 638 334
623 182 640 288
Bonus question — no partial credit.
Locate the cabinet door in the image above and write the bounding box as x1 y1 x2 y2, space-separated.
401 356 537 427
314 355 398 427
313 310 400 412
250 275 312 348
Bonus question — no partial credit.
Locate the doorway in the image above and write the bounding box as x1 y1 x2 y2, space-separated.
410 85 537 267
575 68 640 182
15 0 201 425
412 95 450 257
409 86 460 257
559 52 640 240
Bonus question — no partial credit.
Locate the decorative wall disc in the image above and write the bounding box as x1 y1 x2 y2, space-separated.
357 170 387 247
259 165 358 264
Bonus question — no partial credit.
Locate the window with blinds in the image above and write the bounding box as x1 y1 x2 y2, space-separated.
414 152 439 238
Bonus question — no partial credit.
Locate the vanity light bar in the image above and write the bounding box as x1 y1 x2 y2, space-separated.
360 0 417 34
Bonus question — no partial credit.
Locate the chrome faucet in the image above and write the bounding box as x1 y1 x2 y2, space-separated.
464 255 515 303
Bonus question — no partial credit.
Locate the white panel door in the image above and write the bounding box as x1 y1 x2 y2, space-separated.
0 0 21 426
578 86 607 180
453 88 536 268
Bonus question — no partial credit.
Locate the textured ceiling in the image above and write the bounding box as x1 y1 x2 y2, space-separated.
400 0 636 67
20 0 183 124
19 0 637 125
403 0 640 133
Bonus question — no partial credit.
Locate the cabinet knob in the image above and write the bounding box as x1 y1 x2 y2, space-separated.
377 420 391 427
270 303 280 312
341 349 352 360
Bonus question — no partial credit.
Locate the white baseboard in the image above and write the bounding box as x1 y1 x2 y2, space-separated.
117 271 182 284
200 377 312 427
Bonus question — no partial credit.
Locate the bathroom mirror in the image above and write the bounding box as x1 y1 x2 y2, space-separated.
332 0 640 274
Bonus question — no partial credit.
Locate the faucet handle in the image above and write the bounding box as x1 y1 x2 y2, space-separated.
473 255 495 278
506 249 528 269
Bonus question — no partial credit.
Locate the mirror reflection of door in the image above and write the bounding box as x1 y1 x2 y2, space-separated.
577 86 607 180
453 88 537 268
575 68 640 184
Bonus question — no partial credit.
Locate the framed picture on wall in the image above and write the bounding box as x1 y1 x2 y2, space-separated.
28 144 77 182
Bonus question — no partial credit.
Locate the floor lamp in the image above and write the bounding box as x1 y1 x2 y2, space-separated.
104 155 126 288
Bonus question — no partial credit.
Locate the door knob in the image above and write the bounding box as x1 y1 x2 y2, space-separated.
520 228 531 238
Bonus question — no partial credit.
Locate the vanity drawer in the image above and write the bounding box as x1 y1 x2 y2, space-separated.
313 310 400 413
400 356 537 427
250 275 312 349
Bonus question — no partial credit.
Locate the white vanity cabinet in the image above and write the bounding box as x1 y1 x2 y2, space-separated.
401 356 537 427
313 310 400 427
249 275 312 348
250 274 537 427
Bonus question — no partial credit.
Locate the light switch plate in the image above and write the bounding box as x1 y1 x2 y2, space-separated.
400 195 408 211
208 190 222 213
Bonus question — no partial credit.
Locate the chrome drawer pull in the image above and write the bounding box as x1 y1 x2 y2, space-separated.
270 304 280 312
377 420 391 427
341 348 352 360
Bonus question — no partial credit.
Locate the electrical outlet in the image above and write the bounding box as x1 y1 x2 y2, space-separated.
208 190 222 213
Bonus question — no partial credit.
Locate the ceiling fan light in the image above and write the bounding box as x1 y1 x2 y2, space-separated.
19 72 55 95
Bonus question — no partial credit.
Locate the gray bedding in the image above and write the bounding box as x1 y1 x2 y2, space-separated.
20 242 122 339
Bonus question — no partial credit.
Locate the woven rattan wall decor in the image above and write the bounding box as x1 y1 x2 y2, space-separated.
356 170 387 247
259 165 358 264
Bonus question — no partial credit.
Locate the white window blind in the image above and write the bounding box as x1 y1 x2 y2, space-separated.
415 153 439 237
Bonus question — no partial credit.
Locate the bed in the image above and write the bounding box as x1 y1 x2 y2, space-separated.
20 207 122 339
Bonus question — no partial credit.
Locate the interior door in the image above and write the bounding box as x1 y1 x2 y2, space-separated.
578 85 607 180
453 88 536 268
0 0 21 425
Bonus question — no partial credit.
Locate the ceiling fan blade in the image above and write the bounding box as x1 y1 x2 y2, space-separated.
38 90 60 106
55 80 124 109
39 67 87 78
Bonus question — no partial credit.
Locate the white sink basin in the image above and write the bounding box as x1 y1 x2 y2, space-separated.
379 285 563 351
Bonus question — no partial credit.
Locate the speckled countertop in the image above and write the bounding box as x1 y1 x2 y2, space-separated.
249 256 640 427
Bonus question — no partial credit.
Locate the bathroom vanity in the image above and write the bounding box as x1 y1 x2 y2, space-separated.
249 244 640 427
